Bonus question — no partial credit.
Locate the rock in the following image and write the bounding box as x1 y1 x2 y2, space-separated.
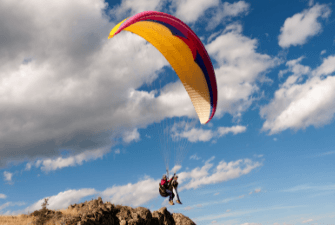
29 198 195 225
152 207 174 225
134 207 152 224
172 213 196 225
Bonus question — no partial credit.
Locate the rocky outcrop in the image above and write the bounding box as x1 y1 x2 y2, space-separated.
30 197 196 225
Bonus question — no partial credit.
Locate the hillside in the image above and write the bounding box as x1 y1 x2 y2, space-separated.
0 197 196 225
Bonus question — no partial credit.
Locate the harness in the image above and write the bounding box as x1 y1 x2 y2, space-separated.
159 179 178 197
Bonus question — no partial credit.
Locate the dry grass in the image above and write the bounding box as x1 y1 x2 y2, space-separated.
58 208 78 217
0 208 81 225
0 215 35 225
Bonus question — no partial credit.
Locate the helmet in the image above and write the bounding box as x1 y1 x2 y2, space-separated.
162 175 167 179
174 175 178 179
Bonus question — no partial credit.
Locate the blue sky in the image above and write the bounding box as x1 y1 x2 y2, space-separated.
0 0 335 224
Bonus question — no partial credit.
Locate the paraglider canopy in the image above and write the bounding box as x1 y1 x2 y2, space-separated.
108 11 217 124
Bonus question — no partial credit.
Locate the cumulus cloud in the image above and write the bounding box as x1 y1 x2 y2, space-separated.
217 126 247 136
171 164 182 174
177 127 214 142
254 188 261 193
190 154 201 160
302 219 313 223
122 129 140 143
0 0 189 166
177 157 262 190
0 194 7 199
3 171 13 184
7 157 261 213
184 206 193 211
249 188 261 195
207 24 279 119
240 223 262 225
171 0 249 27
35 147 110 172
207 1 250 30
22 189 97 213
25 163 32 171
172 123 247 143
278 4 331 48
0 202 25 213
261 55 335 134
102 177 159 207
109 0 163 20
101 156 261 206
171 0 220 23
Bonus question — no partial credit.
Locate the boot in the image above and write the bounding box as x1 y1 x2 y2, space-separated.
176 200 182 204
169 200 174 205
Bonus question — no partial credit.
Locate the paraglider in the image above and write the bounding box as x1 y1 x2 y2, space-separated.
108 11 218 204
159 173 181 205
159 174 175 205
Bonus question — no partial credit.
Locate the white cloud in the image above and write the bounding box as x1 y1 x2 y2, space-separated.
278 4 331 48
0 202 25 213
195 204 304 222
282 184 335 192
102 177 159 207
178 157 262 190
308 0 314 7
122 128 140 143
261 55 335 134
171 0 249 28
9 157 262 213
314 55 335 77
302 218 313 223
240 223 262 225
3 171 13 184
217 125 247 136
110 0 163 20
25 163 32 171
190 154 201 160
250 188 261 195
184 206 193 211
22 189 97 213
172 122 247 143
312 150 335 157
207 1 250 30
37 147 110 172
114 149 120 154
207 24 278 119
0 194 7 199
172 0 220 23
178 127 214 142
254 188 261 193
0 0 175 166
171 164 182 174
321 50 326 55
